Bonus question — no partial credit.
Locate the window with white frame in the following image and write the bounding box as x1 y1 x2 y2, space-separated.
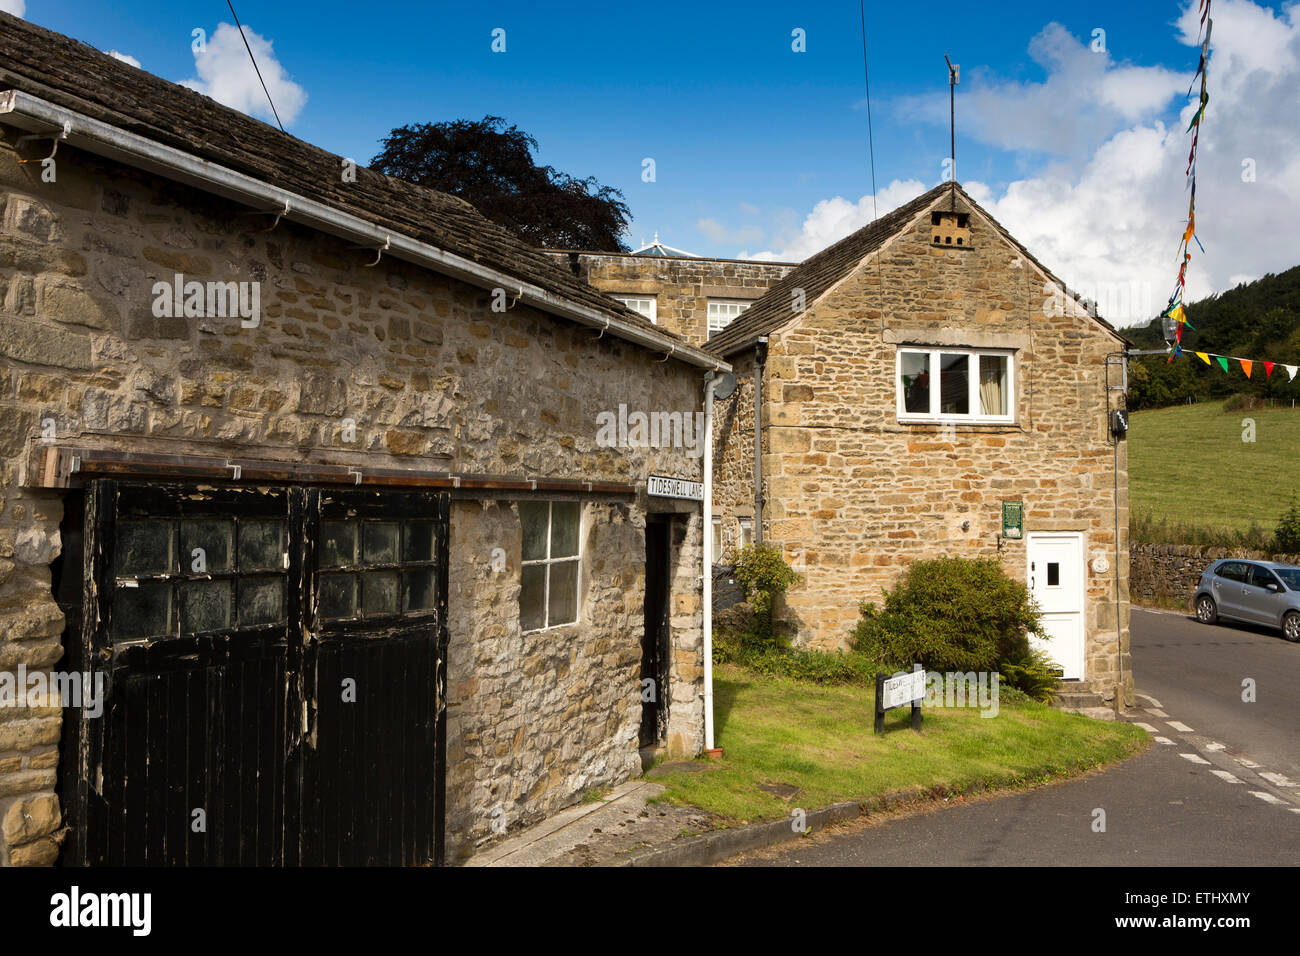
738 517 754 550
711 516 722 559
707 299 751 337
897 348 1014 422
519 501 581 631
613 295 657 324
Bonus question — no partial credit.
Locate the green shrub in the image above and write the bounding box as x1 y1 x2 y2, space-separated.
738 646 879 685
998 646 1061 702
731 544 799 646
1274 497 1300 553
849 556 1043 673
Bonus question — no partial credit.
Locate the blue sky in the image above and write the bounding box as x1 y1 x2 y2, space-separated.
8 0 1300 324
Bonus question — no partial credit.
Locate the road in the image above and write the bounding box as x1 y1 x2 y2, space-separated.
730 608 1300 866
1131 607 1300 783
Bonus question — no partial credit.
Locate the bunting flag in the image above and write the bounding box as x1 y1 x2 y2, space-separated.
1147 3 1299 388
1179 350 1300 382
1160 0 1212 331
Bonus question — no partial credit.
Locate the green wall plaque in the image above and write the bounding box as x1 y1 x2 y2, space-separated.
1002 501 1023 539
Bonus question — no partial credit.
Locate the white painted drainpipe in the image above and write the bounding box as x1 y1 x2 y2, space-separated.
702 371 716 753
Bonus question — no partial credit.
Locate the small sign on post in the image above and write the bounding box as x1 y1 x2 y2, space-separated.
875 663 925 733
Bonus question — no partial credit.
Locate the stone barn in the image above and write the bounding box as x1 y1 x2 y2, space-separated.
704 183 1134 707
0 14 720 866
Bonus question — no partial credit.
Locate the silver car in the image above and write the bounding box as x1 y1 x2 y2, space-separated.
1194 560 1300 642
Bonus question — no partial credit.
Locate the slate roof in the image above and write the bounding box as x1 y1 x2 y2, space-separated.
705 181 1126 357
0 12 668 341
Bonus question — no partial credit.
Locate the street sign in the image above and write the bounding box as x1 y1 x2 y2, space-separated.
1002 500 1023 539
881 670 925 709
647 475 703 502
875 664 924 733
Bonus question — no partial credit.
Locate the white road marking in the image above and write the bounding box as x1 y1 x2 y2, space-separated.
1259 772 1298 788
1167 721 1195 733
1250 791 1289 806
1135 692 1165 709
1180 753 1212 765
1237 758 1262 769
1147 708 1169 718
1133 722 1158 733
1204 741 1226 752
1154 736 1175 746
1211 770 1242 784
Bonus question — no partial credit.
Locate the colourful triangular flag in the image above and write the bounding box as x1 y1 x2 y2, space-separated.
1216 356 1229 373
1196 351 1211 365
1265 361 1275 378
1240 359 1253 378
1286 365 1298 382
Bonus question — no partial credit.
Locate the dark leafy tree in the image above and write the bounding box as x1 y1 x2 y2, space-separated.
370 115 630 251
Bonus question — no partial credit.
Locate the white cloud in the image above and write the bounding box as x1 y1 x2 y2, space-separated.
697 217 765 245
967 1 1300 324
894 22 1187 162
747 2 1300 326
0 0 25 17
738 202 760 215
741 179 928 262
106 51 141 68
180 23 306 125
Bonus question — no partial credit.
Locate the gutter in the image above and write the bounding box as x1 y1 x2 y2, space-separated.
0 89 729 373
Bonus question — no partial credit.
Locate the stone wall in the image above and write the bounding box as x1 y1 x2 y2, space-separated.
546 251 795 348
713 192 1132 702
1130 542 1300 608
0 137 706 864
712 350 760 561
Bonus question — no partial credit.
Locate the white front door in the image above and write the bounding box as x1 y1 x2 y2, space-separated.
1026 533 1085 680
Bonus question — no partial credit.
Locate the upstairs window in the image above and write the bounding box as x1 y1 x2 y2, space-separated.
613 295 657 324
707 299 751 337
519 501 581 631
897 348 1014 423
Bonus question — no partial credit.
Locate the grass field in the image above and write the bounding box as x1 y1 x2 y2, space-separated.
647 666 1147 824
1129 401 1300 536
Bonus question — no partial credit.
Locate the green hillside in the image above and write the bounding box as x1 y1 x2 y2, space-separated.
1129 401 1300 538
1126 264 1300 410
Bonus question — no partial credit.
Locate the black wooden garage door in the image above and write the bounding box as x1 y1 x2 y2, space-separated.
64 480 449 866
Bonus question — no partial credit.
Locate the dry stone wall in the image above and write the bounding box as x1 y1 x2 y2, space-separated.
1130 542 1300 608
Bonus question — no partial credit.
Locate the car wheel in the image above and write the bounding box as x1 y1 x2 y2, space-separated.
1195 595 1218 625
1284 611 1300 643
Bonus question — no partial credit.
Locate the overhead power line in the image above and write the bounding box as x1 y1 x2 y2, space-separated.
226 0 284 131
859 0 879 221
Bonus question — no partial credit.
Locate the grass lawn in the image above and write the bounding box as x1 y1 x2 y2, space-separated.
1130 401 1300 535
648 665 1148 825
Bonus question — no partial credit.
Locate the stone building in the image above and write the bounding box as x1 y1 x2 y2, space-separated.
705 183 1133 707
545 243 795 350
544 244 794 558
0 14 721 866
